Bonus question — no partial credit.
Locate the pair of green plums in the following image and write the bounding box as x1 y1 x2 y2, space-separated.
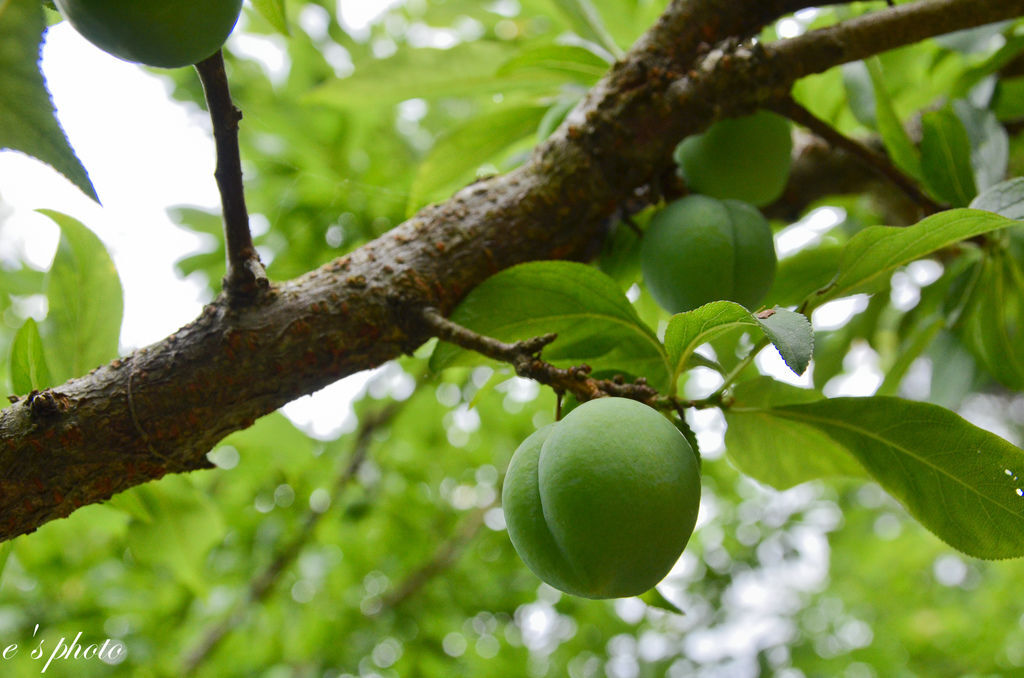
502 398 701 599
55 0 243 68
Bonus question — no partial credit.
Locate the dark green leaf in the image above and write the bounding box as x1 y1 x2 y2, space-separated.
920 109 977 207
724 378 865 490
0 0 96 201
956 248 1024 390
773 396 1024 559
755 308 813 376
866 57 922 182
952 100 1008 193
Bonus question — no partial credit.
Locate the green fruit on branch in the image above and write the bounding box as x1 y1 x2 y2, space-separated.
674 111 793 207
54 0 244 68
641 194 777 313
502 397 700 599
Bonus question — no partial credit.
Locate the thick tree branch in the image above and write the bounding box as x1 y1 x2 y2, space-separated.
2 0 1022 541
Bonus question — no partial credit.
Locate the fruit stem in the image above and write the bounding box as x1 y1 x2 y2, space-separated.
194 50 268 302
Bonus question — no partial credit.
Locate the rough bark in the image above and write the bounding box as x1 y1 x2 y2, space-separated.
2 0 1023 540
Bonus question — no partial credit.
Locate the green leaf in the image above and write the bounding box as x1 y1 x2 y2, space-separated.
9 318 52 394
920 109 977 207
866 57 922 182
126 476 226 593
814 208 1016 306
428 261 670 389
407 104 547 213
771 396 1024 559
0 541 12 589
764 242 844 308
952 100 1008 194
306 42 552 110
664 302 812 387
724 378 865 490
970 177 1024 220
38 210 124 383
0 0 97 201
496 43 609 83
875 315 944 397
755 308 813 376
546 0 623 58
639 587 684 615
250 0 289 35
956 248 1024 390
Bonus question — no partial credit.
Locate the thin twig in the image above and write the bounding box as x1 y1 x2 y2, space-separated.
194 50 267 300
180 401 404 675
420 307 660 405
374 505 489 613
770 96 944 216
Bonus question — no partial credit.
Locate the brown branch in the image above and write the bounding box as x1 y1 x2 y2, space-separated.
421 308 660 405
770 96 944 216
180 401 404 675
194 50 268 301
2 0 1023 542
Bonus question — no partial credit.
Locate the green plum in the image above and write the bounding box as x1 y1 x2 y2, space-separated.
55 0 244 68
502 397 700 599
675 111 793 207
641 194 777 313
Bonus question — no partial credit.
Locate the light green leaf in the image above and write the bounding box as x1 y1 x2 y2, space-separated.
306 42 552 110
547 0 623 58
724 378 865 490
39 210 124 383
772 396 1024 559
953 100 1008 193
664 302 812 387
9 318 52 394
126 476 226 593
0 0 97 201
250 0 289 35
429 261 670 390
970 177 1024 220
920 109 977 207
664 302 757 386
814 208 1016 306
407 104 547 213
0 541 12 589
496 43 610 83
866 58 922 182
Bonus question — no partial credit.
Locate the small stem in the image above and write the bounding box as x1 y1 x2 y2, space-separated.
420 307 660 405
194 50 267 300
702 337 769 406
771 96 944 216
